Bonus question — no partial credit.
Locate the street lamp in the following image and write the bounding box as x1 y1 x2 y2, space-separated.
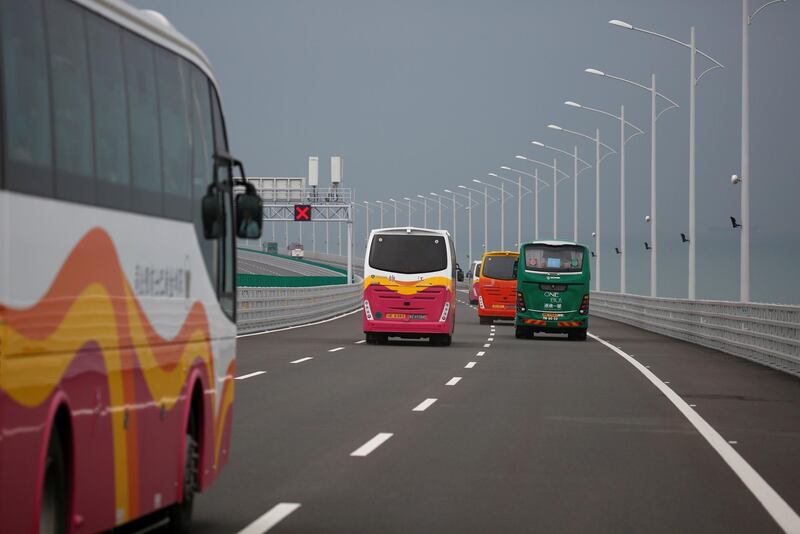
375 200 385 228
530 141 592 242
473 179 511 250
583 69 679 297
430 192 445 230
547 124 616 291
459 184 497 254
562 100 644 293
445 189 477 263
736 0 787 302
610 19 724 299
489 172 533 249
416 194 429 227
514 155 570 240
405 196 427 227
500 166 551 241
389 198 398 226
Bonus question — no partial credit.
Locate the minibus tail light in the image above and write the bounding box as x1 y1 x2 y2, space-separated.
364 299 374 321
579 294 589 315
516 292 526 312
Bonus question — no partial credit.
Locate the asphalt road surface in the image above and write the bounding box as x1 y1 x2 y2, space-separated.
190 294 800 533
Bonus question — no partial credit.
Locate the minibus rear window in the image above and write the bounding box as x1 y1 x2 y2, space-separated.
481 255 517 280
524 244 584 273
369 234 448 274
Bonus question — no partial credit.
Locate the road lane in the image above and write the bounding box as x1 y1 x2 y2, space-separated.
189 302 800 533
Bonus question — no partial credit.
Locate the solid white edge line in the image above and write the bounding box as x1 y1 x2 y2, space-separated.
328 346 345 352
476 351 485 356
446 377 462 386
290 357 313 364
350 432 394 457
412 398 438 412
465 362 476 368
237 502 301 534
237 308 361 338
235 371 266 380
589 332 800 533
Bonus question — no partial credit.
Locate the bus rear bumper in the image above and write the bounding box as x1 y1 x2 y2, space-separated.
514 314 587 333
363 318 453 336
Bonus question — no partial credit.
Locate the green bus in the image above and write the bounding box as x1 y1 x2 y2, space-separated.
514 241 591 341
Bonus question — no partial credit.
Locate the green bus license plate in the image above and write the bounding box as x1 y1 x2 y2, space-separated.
542 313 561 320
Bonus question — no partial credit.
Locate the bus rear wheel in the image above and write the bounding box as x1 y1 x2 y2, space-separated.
168 411 199 533
365 333 386 345
479 316 493 325
430 334 452 346
39 428 68 534
568 330 587 341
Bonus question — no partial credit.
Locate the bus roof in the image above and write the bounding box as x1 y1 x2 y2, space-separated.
369 227 452 238
75 0 217 86
483 250 519 256
524 240 584 247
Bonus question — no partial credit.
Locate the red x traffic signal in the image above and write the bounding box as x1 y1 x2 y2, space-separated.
294 204 312 222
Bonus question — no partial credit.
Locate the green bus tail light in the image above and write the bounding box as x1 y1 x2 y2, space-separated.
516 291 526 312
579 293 589 315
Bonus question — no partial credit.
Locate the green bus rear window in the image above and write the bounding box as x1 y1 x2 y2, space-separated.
523 244 584 273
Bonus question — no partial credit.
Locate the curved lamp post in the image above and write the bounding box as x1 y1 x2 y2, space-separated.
609 19 724 299
530 141 592 242
459 184 497 254
445 188 478 264
514 155 570 240
563 100 644 293
583 69 679 297
500 166 551 242
546 124 616 291
489 172 533 249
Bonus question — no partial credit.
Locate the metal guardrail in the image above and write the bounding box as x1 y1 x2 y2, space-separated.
237 279 362 334
590 291 800 378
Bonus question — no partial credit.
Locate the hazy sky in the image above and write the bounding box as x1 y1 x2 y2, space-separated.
132 0 800 304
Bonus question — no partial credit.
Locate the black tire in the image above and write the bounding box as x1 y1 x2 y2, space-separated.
39 428 68 534
469 299 478 305
479 316 493 325
429 334 452 347
515 326 526 339
365 333 379 345
569 329 588 341
168 411 199 533
526 329 535 339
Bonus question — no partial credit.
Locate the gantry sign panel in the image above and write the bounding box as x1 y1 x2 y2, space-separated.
249 180 353 222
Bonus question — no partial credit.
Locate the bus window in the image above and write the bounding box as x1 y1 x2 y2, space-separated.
211 89 235 320
156 49 192 221
46 0 95 204
1 0 53 196
524 244 584 273
87 11 131 210
369 234 447 274
190 66 217 287
481 255 516 280
124 31 162 216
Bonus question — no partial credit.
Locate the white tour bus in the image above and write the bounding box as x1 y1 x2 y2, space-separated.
0 0 261 532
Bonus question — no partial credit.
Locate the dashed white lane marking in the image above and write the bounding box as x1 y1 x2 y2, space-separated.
355 340 366 344
487 337 494 341
351 433 394 457
290 357 313 364
465 362 476 369
412 398 438 412
446 377 462 386
689 404 697 407
729 440 739 445
237 502 301 534
483 343 491 348
328 347 345 352
476 351 486 357
235 371 266 380
589 333 800 533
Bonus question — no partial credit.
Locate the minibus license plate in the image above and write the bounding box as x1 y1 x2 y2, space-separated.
386 313 406 319
542 313 561 320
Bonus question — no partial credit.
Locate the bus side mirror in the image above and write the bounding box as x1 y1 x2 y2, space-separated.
456 267 465 282
202 186 223 239
236 192 263 239
512 260 519 278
